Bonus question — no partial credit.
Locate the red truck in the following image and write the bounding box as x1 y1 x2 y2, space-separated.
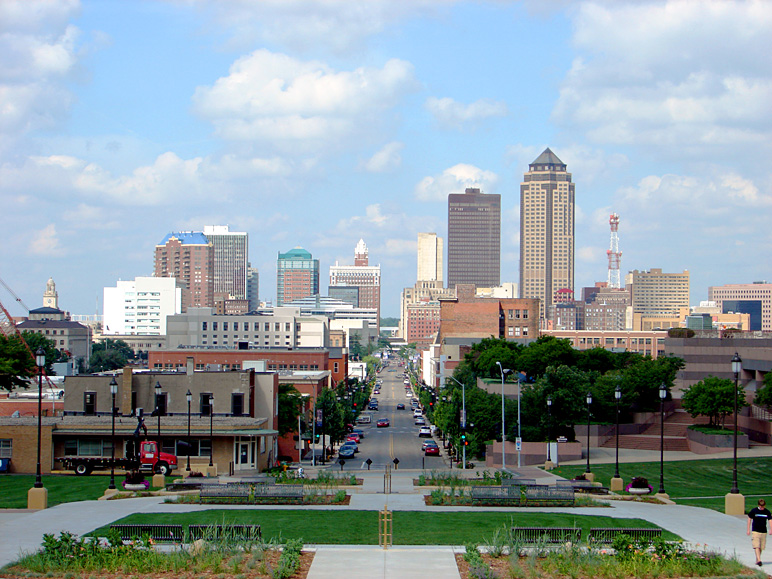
58 440 178 476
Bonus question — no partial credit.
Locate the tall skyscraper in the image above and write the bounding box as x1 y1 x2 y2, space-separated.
154 232 214 311
277 247 319 306
447 187 501 288
246 265 259 311
709 281 772 331
104 276 182 335
519 148 575 319
329 239 381 326
417 232 443 282
203 225 248 300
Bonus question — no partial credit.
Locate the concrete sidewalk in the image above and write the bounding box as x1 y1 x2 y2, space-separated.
2 452 772 578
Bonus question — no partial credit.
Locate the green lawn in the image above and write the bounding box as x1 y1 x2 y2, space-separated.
0 474 166 508
552 456 772 511
92 510 677 545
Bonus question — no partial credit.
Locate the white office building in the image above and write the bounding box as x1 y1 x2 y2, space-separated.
103 277 183 335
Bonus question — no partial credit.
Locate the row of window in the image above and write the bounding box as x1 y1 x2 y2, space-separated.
203 321 294 332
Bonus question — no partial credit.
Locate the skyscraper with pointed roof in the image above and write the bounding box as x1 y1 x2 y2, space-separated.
519 148 575 319
329 239 381 328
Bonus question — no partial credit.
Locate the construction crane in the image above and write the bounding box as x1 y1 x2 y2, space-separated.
0 276 55 389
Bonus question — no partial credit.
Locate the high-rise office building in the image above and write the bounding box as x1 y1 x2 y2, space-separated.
417 232 443 282
519 148 575 319
277 247 319 306
154 232 214 311
447 188 500 288
103 276 183 335
708 281 772 331
246 265 259 311
203 225 248 300
329 239 381 326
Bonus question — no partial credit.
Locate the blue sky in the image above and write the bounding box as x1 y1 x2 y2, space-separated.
1 0 770 319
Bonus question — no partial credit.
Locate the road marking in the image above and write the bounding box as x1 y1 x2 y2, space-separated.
389 433 394 459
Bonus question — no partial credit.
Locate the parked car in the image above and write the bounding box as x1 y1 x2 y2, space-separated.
376 418 390 428
424 444 440 456
396 403 405 410
346 433 360 443
352 428 365 439
413 410 422 418
422 439 438 451
418 426 432 437
415 417 426 426
405 391 412 398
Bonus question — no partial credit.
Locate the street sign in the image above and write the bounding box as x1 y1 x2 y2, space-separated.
515 437 522 451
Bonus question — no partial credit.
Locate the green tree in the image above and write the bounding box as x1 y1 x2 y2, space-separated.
463 337 523 379
349 332 364 361
515 336 575 380
754 372 772 409
278 384 304 436
88 349 128 372
0 332 60 391
380 317 399 327
682 375 747 428
362 355 380 377
91 339 134 359
317 388 345 445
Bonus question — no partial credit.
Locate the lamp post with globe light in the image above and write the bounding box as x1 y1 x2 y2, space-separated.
27 347 48 509
725 352 745 515
610 383 624 492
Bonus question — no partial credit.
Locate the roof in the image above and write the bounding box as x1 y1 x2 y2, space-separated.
18 320 89 330
157 231 210 246
531 147 565 166
279 247 313 260
29 306 64 314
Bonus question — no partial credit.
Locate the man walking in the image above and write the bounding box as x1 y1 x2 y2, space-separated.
747 498 772 566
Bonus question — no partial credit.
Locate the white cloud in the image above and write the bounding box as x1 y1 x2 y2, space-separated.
382 238 417 256
362 141 404 173
0 2 81 149
184 0 459 53
425 96 508 128
29 224 63 256
414 163 499 202
554 1 772 158
192 50 417 154
62 204 119 229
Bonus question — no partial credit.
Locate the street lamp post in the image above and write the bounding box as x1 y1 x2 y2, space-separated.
34 348 45 489
731 352 742 494
611 384 623 492
545 397 553 468
154 381 162 440
495 362 511 471
657 383 667 497
185 389 192 472
27 347 48 510
108 377 118 490
726 353 745 514
209 394 214 468
445 375 467 470
585 392 592 475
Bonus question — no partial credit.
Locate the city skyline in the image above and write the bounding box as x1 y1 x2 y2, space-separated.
1 1 770 318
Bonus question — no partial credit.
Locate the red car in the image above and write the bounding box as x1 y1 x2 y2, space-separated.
424 444 440 456
376 418 390 428
346 433 360 443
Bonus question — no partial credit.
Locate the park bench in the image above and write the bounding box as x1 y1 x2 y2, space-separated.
188 524 261 541
588 527 662 544
165 479 220 492
470 484 574 506
199 482 304 503
110 524 184 543
511 527 581 544
502 478 537 487
556 479 610 494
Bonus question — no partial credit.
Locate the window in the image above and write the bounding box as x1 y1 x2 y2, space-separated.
84 392 97 415
0 439 11 458
334 362 339 373
212 322 218 331
233 322 239 331
200 393 213 416
231 393 244 416
202 322 207 331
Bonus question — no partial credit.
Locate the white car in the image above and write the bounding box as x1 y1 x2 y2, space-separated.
413 410 422 418
405 391 412 398
415 417 426 425
418 426 432 437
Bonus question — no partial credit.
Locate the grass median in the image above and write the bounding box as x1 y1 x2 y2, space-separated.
90 510 678 544
0 474 165 508
552 456 772 511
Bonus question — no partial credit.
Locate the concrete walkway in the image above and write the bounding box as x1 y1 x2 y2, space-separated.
2 448 771 578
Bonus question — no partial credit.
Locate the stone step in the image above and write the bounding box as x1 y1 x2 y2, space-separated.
601 434 691 452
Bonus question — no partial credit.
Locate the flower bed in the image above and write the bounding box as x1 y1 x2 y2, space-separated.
3 531 312 579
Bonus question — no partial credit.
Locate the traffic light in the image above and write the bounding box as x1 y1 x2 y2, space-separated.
353 402 357 408
461 432 467 446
